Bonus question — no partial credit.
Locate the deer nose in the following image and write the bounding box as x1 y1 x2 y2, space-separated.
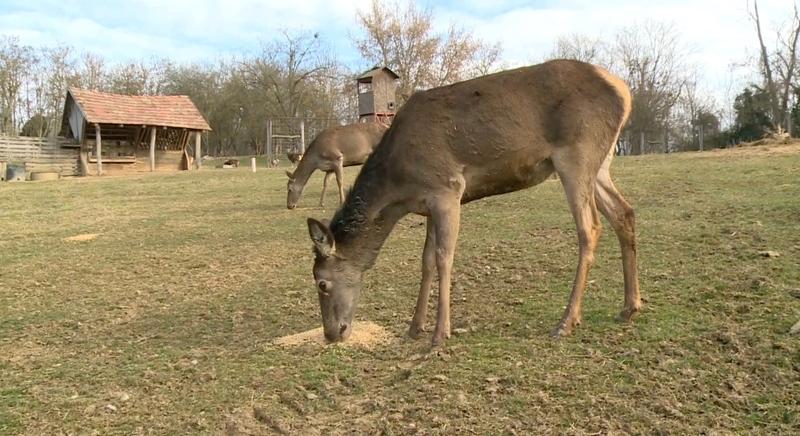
287 204 296 210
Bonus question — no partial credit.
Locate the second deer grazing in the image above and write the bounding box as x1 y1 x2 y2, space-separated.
286 122 388 209
306 60 642 346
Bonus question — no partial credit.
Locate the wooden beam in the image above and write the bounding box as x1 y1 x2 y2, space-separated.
149 127 157 172
132 126 141 149
194 131 202 169
79 145 89 176
95 123 102 176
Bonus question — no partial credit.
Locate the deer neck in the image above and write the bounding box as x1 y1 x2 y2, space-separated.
329 177 405 270
290 154 318 188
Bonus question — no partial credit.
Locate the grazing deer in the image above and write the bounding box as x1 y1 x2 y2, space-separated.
306 60 641 346
286 122 388 209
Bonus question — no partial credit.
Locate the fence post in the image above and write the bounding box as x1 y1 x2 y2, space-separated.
267 119 273 167
300 119 305 154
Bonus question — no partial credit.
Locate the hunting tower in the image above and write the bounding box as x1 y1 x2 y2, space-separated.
356 66 399 124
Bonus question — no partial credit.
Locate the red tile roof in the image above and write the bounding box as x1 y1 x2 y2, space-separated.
67 88 211 131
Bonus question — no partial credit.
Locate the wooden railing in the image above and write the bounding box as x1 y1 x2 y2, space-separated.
0 136 80 176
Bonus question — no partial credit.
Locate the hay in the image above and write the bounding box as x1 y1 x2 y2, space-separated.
63 233 99 242
273 321 392 348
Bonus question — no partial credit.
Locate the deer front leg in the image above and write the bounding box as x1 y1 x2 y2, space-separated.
409 217 436 339
319 171 333 207
430 193 463 346
334 157 345 204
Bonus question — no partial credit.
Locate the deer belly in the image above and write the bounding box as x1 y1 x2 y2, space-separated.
462 158 554 203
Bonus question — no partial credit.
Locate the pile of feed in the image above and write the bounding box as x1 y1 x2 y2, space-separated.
63 233 99 242
273 321 392 348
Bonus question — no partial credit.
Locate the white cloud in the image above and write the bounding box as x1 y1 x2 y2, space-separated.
1 0 795 100
431 0 793 101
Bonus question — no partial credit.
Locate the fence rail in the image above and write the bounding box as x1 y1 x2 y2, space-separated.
0 136 81 176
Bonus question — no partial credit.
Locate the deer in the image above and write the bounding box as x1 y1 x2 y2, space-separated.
305 60 642 346
286 122 388 209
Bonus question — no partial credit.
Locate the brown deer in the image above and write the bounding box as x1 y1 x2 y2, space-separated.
306 60 641 346
286 122 388 209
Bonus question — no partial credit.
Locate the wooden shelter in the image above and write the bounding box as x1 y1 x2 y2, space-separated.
356 66 399 124
60 88 211 176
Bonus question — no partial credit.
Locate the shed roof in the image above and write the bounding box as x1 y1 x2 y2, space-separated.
356 66 400 82
65 88 212 131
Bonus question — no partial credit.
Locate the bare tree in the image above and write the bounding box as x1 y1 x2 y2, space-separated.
354 0 501 101
750 0 800 135
41 46 79 136
79 52 106 90
612 21 690 154
245 31 337 118
0 36 36 134
549 33 607 66
107 58 170 95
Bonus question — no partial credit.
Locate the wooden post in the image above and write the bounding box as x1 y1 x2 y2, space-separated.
299 119 305 153
149 127 156 171
267 119 273 166
194 131 202 169
79 147 89 176
95 124 102 176
251 157 257 172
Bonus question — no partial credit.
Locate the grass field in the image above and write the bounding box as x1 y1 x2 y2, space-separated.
1 144 798 435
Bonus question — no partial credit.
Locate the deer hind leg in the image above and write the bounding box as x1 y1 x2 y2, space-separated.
409 217 436 339
594 163 642 322
551 153 603 337
320 171 333 207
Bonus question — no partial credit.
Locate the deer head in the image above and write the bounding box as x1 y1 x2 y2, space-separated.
307 218 363 342
286 170 303 209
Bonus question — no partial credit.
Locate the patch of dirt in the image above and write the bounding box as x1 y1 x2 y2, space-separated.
272 321 392 348
63 233 99 242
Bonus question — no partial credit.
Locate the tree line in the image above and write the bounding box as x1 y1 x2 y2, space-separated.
0 0 797 156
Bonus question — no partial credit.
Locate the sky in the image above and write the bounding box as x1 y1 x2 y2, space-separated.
0 0 795 103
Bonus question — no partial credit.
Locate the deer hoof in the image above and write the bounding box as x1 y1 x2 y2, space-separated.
616 305 641 323
431 330 450 347
550 318 580 338
408 324 426 339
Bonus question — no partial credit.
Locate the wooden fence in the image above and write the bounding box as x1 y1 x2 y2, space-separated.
0 136 80 177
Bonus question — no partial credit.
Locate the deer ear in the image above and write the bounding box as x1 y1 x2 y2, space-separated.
307 218 334 258
285 170 294 179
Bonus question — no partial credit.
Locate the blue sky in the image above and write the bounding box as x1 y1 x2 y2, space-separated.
0 0 794 101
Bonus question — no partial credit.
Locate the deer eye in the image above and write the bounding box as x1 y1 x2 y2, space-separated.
317 280 331 293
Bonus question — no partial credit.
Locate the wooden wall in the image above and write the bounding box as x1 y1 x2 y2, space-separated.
0 136 80 176
85 149 189 175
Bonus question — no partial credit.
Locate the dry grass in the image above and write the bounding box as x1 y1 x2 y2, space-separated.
1 143 799 435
